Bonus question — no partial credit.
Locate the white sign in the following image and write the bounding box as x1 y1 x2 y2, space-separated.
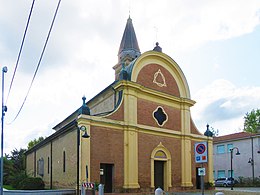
198 168 206 176
195 142 208 163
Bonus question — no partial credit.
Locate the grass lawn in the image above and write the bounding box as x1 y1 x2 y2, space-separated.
3 185 15 190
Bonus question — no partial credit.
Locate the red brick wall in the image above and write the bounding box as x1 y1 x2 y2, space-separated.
90 126 124 190
106 100 124 121
137 99 181 131
190 118 202 135
138 133 182 190
136 64 180 97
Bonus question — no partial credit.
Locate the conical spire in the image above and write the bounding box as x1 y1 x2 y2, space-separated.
114 16 141 80
118 16 140 61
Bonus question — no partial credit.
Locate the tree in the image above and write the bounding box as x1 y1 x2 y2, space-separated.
10 148 27 172
3 148 27 185
27 136 45 150
243 108 260 133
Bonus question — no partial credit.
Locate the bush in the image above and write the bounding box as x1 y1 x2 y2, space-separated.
237 176 260 187
205 181 214 189
9 172 27 189
18 177 45 190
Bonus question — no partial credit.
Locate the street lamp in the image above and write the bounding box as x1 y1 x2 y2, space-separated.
230 147 240 190
248 157 254 183
77 124 90 195
1 66 8 195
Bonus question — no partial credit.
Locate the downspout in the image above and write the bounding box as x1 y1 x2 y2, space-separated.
251 136 254 183
50 140 53 189
112 86 117 109
34 150 36 177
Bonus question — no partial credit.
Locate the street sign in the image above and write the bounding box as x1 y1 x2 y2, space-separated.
195 142 208 163
198 168 206 176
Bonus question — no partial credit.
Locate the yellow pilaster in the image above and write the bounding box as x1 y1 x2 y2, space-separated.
207 139 214 183
181 137 193 187
78 120 91 183
180 103 193 187
123 88 140 189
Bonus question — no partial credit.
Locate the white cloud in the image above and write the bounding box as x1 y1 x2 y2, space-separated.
1 0 260 153
191 79 260 135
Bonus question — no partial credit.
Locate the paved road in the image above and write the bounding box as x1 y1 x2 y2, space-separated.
216 187 260 193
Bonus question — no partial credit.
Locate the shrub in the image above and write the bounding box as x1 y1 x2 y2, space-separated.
9 172 28 189
237 176 260 187
205 181 214 189
18 177 45 190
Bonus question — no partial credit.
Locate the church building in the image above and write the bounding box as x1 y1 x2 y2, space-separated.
25 17 213 193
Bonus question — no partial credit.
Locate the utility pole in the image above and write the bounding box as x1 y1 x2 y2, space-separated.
1 66 8 195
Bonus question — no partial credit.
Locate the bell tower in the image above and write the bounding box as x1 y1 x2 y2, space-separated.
113 16 141 80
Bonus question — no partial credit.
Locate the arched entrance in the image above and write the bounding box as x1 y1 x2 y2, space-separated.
151 142 172 191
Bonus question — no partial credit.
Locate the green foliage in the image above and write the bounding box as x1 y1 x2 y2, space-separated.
205 181 214 189
3 138 46 189
243 108 260 133
3 148 26 185
27 136 45 150
9 171 28 189
10 148 27 172
3 185 16 190
3 156 15 185
18 177 45 190
237 176 260 187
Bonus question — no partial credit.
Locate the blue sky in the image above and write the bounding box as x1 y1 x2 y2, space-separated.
0 0 260 153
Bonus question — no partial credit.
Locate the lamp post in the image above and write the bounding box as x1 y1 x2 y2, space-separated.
1 66 7 195
248 157 254 183
230 147 240 190
76 124 90 195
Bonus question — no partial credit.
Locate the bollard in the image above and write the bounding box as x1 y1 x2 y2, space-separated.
81 184 85 195
98 184 104 195
215 192 224 195
155 187 163 195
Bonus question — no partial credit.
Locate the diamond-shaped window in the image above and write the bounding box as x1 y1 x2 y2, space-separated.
153 106 168 126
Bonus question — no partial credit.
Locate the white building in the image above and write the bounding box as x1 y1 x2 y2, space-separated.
213 132 260 180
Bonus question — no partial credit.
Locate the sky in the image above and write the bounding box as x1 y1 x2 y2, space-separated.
0 0 260 154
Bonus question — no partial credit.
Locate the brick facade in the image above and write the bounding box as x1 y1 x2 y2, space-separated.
25 49 212 193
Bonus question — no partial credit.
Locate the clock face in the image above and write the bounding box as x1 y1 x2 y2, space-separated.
80 125 87 131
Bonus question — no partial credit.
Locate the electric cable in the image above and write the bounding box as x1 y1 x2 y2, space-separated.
7 0 62 124
5 0 36 105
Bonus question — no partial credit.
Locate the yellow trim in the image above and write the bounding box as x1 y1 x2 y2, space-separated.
123 88 140 189
207 139 214 183
130 51 191 99
151 142 172 191
181 137 193 187
114 81 195 108
79 114 210 142
77 119 91 183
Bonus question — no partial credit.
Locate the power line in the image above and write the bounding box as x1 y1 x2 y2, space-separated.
5 0 36 105
7 0 62 124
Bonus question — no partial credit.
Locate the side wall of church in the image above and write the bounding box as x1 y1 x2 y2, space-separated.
26 129 78 189
26 152 35 177
34 143 51 188
88 87 123 116
51 130 77 188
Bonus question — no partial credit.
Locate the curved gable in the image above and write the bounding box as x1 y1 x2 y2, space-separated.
130 51 191 99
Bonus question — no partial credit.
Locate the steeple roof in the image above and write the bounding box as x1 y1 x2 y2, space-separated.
118 16 140 62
